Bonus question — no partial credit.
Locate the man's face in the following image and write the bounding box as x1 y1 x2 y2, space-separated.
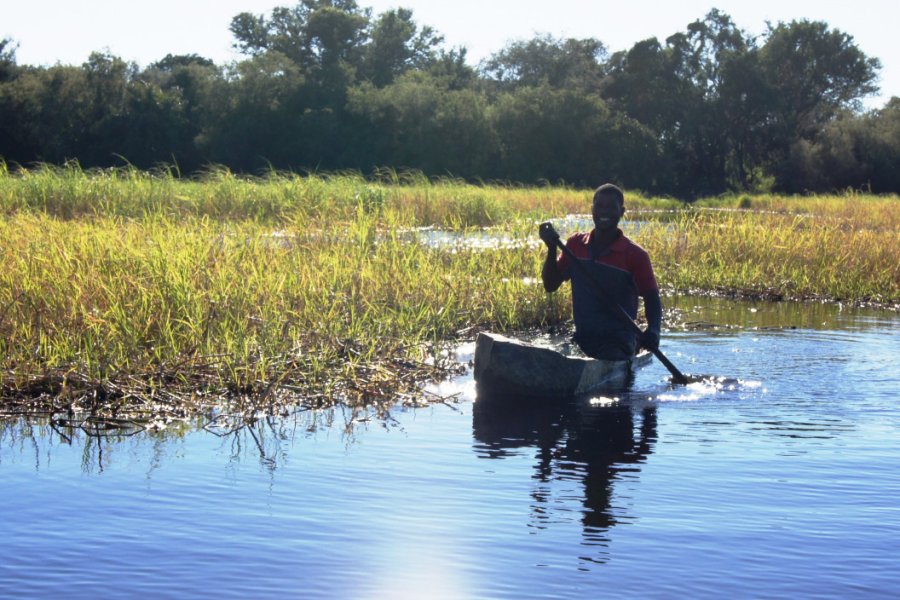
592 193 624 231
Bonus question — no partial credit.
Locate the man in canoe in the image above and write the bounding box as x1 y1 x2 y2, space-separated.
540 183 662 361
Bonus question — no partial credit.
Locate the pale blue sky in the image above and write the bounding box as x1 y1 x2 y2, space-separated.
5 0 898 108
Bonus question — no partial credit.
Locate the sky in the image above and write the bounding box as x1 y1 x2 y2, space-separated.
4 0 898 109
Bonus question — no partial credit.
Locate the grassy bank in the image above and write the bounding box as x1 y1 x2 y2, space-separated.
0 162 684 225
641 208 899 304
0 203 559 416
1 165 897 418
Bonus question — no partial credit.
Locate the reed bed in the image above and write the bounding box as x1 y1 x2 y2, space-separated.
0 207 557 421
1 164 897 423
692 192 900 232
634 210 900 304
0 162 681 226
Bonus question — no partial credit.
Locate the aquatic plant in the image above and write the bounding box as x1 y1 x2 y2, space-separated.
0 165 896 420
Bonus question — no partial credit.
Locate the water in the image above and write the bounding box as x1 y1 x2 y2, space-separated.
2 297 899 599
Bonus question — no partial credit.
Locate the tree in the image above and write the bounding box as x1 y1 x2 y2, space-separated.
231 1 368 63
482 35 607 91
602 11 767 195
0 65 91 164
785 99 900 193
74 52 140 165
0 38 20 161
758 20 881 190
489 84 656 186
0 37 18 82
602 38 690 140
760 20 880 135
346 72 496 176
199 52 308 171
230 0 369 106
425 47 476 90
140 54 223 170
362 8 443 86
145 55 222 126
664 10 764 192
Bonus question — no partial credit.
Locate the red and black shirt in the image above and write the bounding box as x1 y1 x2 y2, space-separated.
555 229 658 295
554 229 658 360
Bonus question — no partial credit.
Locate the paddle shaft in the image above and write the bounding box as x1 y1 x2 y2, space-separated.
552 237 689 384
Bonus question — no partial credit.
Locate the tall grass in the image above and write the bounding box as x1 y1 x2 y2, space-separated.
0 207 556 408
0 163 681 226
0 164 897 413
692 192 900 231
634 210 900 303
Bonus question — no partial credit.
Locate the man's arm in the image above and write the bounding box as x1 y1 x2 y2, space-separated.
542 245 564 292
539 222 564 292
639 289 662 350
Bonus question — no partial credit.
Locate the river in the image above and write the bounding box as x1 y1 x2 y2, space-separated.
2 296 898 599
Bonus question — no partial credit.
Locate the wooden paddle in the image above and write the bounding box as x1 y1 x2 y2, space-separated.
544 224 689 385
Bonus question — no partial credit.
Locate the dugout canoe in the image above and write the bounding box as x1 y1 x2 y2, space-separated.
473 332 651 399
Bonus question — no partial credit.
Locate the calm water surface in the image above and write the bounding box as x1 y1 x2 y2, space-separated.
2 297 899 599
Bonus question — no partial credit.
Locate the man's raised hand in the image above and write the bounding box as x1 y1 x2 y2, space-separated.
539 222 560 249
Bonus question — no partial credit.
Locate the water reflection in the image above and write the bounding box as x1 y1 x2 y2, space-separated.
0 406 369 474
472 394 656 562
406 215 656 251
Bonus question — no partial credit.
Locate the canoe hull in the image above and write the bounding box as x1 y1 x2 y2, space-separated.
473 332 650 399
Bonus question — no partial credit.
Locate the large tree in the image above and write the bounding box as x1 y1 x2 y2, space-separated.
0 64 92 164
603 12 882 195
230 0 369 106
198 52 309 171
758 20 881 190
482 35 607 92
781 98 900 193
602 10 768 194
760 20 880 136
347 72 495 176
663 9 762 192
489 84 657 186
0 37 17 83
362 8 443 87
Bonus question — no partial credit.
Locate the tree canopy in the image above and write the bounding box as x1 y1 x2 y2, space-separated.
1 5 895 196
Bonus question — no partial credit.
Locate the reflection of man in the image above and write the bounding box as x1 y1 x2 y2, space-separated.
540 183 662 361
563 404 657 534
472 398 657 549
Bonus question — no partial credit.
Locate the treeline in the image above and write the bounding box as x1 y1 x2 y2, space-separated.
1 1 898 197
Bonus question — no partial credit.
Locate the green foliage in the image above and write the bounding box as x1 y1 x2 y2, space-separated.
347 72 495 176
603 10 766 195
1 167 896 410
0 37 17 82
482 34 607 91
490 85 657 186
781 99 900 193
757 19 882 191
0 6 896 196
760 20 880 132
362 8 443 86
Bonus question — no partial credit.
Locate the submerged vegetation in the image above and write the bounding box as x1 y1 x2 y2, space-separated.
1 165 898 425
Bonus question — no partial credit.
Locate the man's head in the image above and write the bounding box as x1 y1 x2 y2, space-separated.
592 183 625 231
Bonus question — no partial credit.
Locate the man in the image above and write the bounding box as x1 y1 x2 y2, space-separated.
540 183 662 361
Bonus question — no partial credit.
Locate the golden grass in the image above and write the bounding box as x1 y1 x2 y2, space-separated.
0 162 683 225
0 208 557 411
636 210 900 303
0 164 896 416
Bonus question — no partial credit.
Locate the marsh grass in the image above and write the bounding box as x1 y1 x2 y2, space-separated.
694 192 900 228
635 210 900 303
0 204 557 421
0 164 897 423
0 163 682 226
